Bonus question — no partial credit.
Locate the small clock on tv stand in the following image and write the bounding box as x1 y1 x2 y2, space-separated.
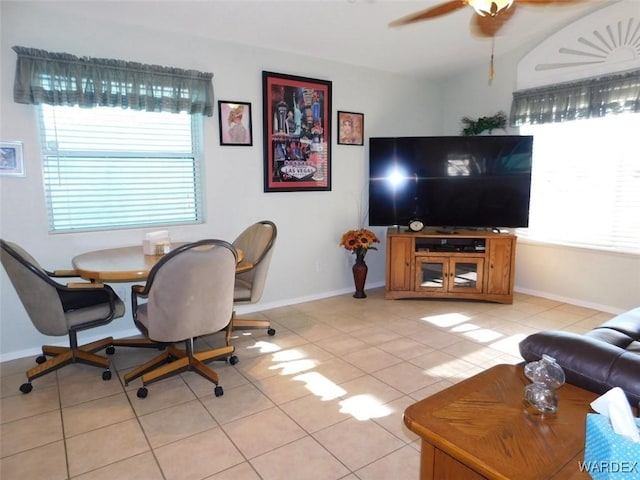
408 219 424 232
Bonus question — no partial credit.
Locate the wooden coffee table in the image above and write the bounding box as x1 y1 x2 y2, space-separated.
404 364 598 480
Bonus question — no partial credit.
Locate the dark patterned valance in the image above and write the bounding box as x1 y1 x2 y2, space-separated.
510 69 640 126
13 46 214 116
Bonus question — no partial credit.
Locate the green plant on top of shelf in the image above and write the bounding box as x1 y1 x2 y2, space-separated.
461 111 507 136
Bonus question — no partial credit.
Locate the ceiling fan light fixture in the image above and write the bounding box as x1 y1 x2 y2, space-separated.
468 0 514 17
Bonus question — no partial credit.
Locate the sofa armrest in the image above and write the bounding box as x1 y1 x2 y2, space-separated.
607 352 640 406
519 330 640 406
597 306 640 339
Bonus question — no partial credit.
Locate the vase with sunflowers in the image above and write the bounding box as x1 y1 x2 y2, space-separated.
340 228 380 298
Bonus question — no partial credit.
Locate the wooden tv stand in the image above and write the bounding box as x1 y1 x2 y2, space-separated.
385 228 516 304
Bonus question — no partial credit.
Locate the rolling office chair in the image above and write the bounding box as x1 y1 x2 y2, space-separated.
231 220 277 336
122 239 238 398
0 239 125 393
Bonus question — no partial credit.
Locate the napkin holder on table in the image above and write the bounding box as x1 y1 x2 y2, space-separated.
583 387 640 480
143 230 171 256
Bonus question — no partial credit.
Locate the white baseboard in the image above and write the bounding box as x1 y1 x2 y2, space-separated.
514 286 625 315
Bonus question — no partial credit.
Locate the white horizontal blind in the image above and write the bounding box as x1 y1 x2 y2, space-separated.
519 113 640 254
39 105 203 232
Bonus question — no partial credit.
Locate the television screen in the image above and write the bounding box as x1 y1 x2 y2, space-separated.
368 136 533 229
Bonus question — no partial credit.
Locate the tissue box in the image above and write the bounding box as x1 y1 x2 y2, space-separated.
583 413 640 479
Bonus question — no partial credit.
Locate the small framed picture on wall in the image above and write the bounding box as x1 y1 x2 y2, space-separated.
218 101 253 146
337 111 364 146
0 141 25 176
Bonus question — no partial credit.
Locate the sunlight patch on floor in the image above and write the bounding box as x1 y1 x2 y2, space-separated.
263 348 320 375
450 323 478 333
453 324 504 342
271 358 317 375
421 312 470 328
272 349 306 362
286 363 393 420
339 394 392 421
246 340 281 354
293 371 347 400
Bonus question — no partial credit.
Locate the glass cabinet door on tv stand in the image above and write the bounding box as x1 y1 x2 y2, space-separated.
415 257 484 295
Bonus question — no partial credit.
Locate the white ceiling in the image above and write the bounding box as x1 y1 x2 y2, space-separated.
40 0 631 79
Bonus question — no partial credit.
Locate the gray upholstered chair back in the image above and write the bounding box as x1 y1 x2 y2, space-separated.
138 240 237 343
232 221 277 304
0 240 69 336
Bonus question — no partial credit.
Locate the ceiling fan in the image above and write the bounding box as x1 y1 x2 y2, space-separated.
389 0 581 38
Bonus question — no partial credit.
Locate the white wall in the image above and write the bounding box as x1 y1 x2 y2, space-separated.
438 45 640 314
0 1 442 361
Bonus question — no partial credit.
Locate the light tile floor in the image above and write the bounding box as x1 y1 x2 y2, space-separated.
0 288 612 479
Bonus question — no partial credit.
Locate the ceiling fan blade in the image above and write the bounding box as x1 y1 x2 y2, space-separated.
471 3 516 37
389 0 468 27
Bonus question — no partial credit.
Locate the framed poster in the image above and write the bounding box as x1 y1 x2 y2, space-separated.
0 141 25 176
262 71 332 192
218 101 253 146
337 111 364 146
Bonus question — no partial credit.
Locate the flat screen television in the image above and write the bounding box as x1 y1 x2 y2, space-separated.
368 135 533 229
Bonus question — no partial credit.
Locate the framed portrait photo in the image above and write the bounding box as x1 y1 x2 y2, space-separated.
218 101 253 146
0 141 25 176
337 111 364 146
262 71 332 192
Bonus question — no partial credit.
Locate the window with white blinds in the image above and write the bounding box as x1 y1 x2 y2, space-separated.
519 113 639 254
38 105 204 233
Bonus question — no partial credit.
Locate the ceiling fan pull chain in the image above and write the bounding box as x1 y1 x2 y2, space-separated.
489 36 495 82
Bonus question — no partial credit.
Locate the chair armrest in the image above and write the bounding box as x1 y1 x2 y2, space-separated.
66 282 106 289
131 284 148 299
130 284 147 319
235 262 254 274
52 269 80 277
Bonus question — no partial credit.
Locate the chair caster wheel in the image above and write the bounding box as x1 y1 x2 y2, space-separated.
106 346 115 355
36 355 47 364
229 355 239 365
20 382 33 394
268 328 276 336
102 370 112 381
214 385 224 397
137 387 148 398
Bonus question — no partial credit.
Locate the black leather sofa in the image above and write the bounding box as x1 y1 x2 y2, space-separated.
519 307 640 406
